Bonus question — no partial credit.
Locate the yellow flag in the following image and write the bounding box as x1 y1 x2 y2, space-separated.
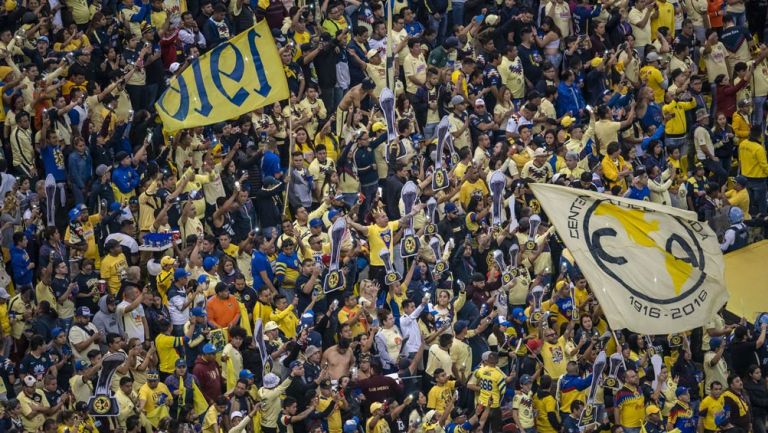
192 381 209 418
155 20 289 132
529 183 728 334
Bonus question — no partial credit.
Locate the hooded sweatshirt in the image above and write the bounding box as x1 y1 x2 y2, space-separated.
93 294 120 337
192 357 222 404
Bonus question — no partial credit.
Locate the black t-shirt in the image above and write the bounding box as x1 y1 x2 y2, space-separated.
19 352 53 378
730 340 760 377
51 276 70 308
517 43 542 83
75 271 99 312
233 286 257 313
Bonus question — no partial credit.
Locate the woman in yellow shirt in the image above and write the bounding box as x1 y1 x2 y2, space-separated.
53 24 92 52
602 142 632 193
534 375 560 433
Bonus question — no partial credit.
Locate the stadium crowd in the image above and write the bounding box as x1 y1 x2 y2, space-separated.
0 0 767 431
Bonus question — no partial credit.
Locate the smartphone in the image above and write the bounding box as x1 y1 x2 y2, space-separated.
475 14 485 23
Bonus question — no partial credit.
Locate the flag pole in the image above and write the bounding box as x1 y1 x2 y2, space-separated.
283 97 295 219
386 0 394 92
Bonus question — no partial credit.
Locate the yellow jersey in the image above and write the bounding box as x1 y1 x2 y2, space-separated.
427 380 456 412
155 334 184 373
367 221 400 267
699 395 725 431
473 365 507 409
317 396 343 433
542 336 568 378
534 393 559 433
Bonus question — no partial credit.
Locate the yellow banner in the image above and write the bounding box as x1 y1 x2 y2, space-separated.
724 240 768 320
529 183 728 334
155 21 289 132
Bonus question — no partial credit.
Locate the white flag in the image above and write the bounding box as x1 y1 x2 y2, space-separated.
530 183 728 334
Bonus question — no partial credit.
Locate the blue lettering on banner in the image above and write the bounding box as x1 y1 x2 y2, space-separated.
158 27 274 121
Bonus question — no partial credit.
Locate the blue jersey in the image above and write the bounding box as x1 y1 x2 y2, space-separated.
41 144 67 182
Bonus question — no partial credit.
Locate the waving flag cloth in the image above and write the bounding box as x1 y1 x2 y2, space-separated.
529 183 728 334
156 20 289 132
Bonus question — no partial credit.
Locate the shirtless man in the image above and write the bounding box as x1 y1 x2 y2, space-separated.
321 337 355 380
335 78 377 133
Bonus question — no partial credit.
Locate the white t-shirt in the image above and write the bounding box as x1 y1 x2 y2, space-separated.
506 115 532 135
105 232 139 254
116 301 146 342
68 323 101 361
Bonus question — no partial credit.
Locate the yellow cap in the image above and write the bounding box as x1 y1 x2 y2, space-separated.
372 122 386 133
590 57 603 68
645 405 661 416
0 66 11 81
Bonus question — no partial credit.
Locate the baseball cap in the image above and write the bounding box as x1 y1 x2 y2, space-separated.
310 218 323 228
526 338 542 352
445 202 458 214
231 411 244 419
191 307 206 317
160 256 176 266
95 164 110 177
453 320 469 334
68 207 81 222
520 374 533 385
474 98 485 107
710 337 723 349
75 306 92 317
444 36 459 48
203 256 219 270
175 359 187 368
371 121 387 133
239 369 255 380
512 307 527 322
114 150 130 163
265 321 279 331
344 419 359 433
51 327 65 338
305 345 321 358
202 343 218 354
263 373 280 389
675 387 689 397
646 51 660 62
147 370 160 381
75 360 89 371
645 405 661 415
735 175 748 186
23 375 36 387
169 62 181 73
370 402 384 413
289 360 304 369
174 268 191 280
450 95 465 107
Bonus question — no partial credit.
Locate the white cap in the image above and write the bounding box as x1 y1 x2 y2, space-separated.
23 375 36 387
169 62 181 73
263 373 280 389
231 411 244 419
